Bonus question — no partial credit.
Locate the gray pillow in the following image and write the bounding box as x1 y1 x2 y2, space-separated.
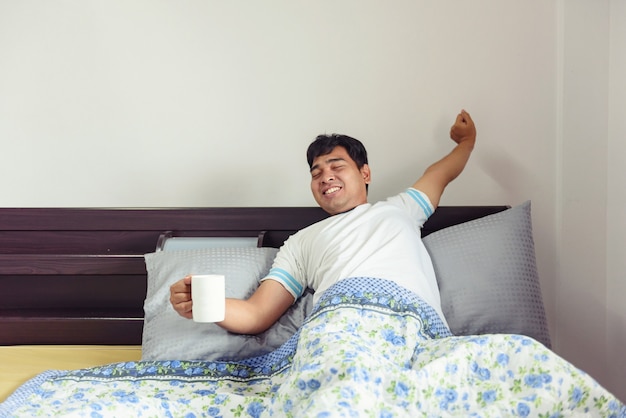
142 247 313 361
423 201 551 348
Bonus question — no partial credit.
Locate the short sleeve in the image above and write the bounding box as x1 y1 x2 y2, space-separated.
260 234 306 301
385 188 434 228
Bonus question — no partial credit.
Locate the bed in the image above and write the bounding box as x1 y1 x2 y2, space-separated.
1 203 624 417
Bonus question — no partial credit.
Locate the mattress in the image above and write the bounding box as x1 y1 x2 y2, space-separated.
0 345 141 402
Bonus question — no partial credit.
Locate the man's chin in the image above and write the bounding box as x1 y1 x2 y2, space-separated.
320 206 338 215
318 203 340 216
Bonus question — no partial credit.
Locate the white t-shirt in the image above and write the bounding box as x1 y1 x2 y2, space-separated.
261 188 446 323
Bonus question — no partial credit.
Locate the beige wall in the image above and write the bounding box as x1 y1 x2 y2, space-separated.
606 0 626 401
0 0 623 401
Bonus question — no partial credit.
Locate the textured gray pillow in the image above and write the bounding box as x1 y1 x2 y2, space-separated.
423 201 551 348
142 247 313 361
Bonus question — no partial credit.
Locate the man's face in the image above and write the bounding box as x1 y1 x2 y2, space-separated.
309 146 370 215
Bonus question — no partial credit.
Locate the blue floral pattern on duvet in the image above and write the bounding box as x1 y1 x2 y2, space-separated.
2 277 624 417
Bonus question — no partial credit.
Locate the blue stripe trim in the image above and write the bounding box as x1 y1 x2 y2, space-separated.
406 188 433 217
268 268 304 297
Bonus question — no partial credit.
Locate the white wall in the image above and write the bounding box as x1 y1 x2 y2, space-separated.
557 0 625 402
0 0 623 401
558 0 609 389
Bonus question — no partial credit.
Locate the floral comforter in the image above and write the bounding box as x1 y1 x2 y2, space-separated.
2 277 624 417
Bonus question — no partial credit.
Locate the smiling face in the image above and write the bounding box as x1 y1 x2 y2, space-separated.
310 146 371 215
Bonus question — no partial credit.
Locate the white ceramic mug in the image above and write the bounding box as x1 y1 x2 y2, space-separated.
191 274 226 322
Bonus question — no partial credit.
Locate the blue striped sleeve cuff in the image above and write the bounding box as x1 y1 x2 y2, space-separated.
405 188 434 217
264 267 304 299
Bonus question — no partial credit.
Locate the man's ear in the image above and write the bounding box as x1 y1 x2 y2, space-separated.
361 164 371 184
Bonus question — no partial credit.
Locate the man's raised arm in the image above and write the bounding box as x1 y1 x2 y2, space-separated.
412 109 476 208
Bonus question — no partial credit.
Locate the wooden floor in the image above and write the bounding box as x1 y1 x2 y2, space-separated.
0 345 142 402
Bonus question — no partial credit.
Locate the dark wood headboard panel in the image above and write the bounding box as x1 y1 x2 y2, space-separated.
0 205 507 346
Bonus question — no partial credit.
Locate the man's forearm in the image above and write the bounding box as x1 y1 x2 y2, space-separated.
217 298 269 335
215 280 295 335
412 138 475 208
424 138 475 184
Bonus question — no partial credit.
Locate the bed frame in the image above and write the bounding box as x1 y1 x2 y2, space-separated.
0 206 507 346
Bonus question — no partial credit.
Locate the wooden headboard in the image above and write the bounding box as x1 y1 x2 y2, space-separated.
0 206 508 346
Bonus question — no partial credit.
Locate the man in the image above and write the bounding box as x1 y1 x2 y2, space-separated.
170 110 476 335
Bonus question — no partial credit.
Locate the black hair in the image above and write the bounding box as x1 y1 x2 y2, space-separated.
306 134 368 169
